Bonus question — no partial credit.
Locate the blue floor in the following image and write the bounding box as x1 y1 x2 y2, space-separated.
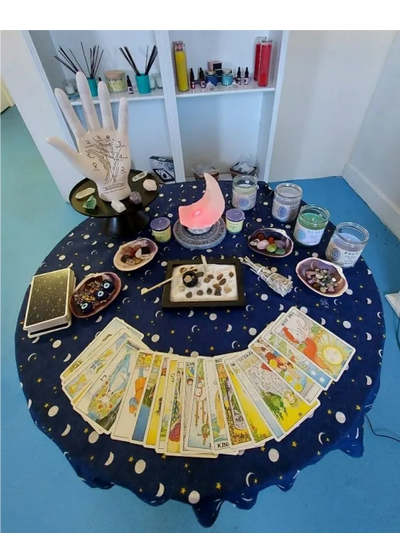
2 106 400 533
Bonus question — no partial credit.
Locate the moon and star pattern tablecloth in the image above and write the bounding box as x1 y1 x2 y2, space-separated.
15 181 385 527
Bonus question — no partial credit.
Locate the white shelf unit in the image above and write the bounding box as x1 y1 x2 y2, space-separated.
27 30 288 190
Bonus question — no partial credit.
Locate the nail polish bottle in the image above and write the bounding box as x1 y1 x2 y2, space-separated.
127 75 134 94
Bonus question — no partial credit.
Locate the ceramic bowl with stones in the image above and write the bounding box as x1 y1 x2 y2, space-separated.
248 228 294 259
296 258 348 298
70 272 121 318
113 238 158 272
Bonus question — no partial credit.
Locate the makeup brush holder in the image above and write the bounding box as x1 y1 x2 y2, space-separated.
136 74 151 95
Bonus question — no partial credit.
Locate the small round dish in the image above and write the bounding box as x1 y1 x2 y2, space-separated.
113 238 158 272
295 258 348 298
248 228 294 259
70 272 121 318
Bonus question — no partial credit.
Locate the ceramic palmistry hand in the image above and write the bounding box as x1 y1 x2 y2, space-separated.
47 71 131 202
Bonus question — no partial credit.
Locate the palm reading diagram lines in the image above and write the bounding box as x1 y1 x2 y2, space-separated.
85 136 127 185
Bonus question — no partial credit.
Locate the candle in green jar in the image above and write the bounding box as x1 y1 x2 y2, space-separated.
294 205 330 246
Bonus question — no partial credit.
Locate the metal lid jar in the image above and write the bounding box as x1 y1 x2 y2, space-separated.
272 183 303 222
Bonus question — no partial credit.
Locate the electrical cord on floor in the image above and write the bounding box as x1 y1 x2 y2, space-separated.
365 414 400 444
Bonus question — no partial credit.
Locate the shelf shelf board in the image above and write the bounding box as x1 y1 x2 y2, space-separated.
176 80 275 99
70 88 164 106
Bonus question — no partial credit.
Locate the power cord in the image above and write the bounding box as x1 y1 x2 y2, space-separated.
365 414 400 444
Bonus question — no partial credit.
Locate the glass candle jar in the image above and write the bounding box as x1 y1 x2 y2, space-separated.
150 217 171 243
325 222 369 268
221 69 233 86
294 205 330 247
272 183 303 222
173 41 189 92
232 175 258 211
225 208 245 233
105 70 126 93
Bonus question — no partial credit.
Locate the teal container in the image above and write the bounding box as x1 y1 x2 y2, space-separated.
87 78 98 97
221 69 233 86
136 74 151 94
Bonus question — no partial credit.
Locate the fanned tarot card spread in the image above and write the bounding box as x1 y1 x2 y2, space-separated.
61 317 146 382
61 308 355 457
272 307 355 381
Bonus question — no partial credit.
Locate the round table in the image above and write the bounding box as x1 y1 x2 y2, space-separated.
15 181 385 527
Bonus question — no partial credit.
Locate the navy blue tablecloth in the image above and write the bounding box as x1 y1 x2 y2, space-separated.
15 181 385 527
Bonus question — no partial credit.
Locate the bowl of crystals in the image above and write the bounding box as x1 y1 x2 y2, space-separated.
295 258 348 297
248 228 294 259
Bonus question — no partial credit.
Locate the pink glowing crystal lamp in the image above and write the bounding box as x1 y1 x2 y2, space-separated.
178 173 225 232
173 173 226 249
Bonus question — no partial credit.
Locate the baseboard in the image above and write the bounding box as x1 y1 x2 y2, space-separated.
343 163 400 238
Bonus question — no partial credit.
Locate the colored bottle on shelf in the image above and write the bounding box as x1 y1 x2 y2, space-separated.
126 75 134 95
244 67 249 85
173 41 189 92
199 68 206 88
190 68 195 89
254 36 264 81
236 67 241 85
258 39 273 87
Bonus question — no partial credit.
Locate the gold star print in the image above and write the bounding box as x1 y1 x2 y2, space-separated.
44 403 49 408
185 349 189 354
162 454 166 459
180 487 186 494
227 310 230 313
128 456 134 463
317 451 321 455
48 428 52 432
184 463 189 468
254 479 258 484
360 285 364 288
139 488 143 492
84 428 89 434
260 447 265 452
316 303 319 307
90 455 95 461
171 330 175 334
357 356 362 361
351 379 355 383
327 409 332 415
326 437 330 442
356 405 361 411
210 347 215 352
52 355 56 359
53 386 57 390
292 441 297 448
73 336 78 340
37 378 42 383
279 476 283 480
358 317 363 321
99 261 103 265
243 326 247 330
135 315 140 319
216 482 222 490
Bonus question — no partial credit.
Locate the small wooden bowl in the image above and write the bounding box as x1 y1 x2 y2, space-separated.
70 272 121 318
248 228 294 259
113 238 158 272
295 258 348 298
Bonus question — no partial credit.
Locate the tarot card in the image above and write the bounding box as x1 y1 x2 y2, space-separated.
249 336 322 404
225 360 273 445
204 360 235 454
165 361 185 455
74 340 139 434
226 356 285 440
265 331 332 390
130 354 164 444
180 360 196 453
61 317 146 382
111 351 154 442
143 357 170 448
214 357 253 449
63 329 134 403
236 350 319 434
184 358 213 453
156 359 178 453
272 307 355 381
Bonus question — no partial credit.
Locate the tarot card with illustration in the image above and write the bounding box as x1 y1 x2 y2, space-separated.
156 359 178 454
272 307 355 381
249 335 322 404
235 350 319 435
184 358 214 454
61 317 146 382
74 340 140 434
143 357 171 448
111 352 156 442
165 361 185 455
213 357 253 449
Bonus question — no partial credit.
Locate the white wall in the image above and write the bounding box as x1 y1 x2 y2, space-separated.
269 30 396 182
29 31 65 90
1 30 82 200
343 32 400 238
